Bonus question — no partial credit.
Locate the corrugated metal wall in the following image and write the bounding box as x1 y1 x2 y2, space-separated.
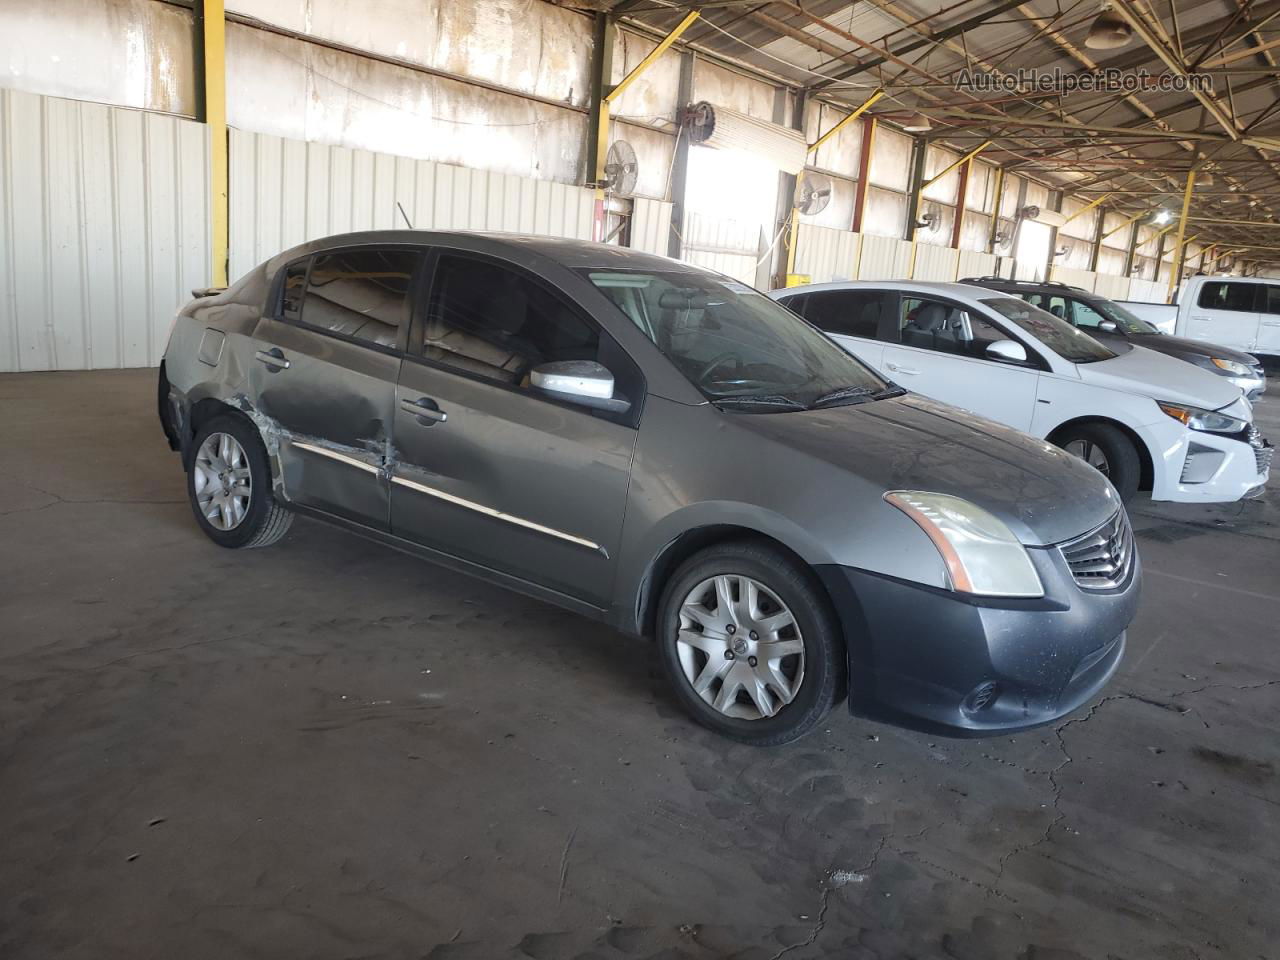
681 211 763 285
791 228 1001 287
631 198 673 257
229 129 595 282
0 89 209 373
857 235 913 280
1127 279 1165 303
911 243 959 282
1093 273 1131 300
957 249 996 279
1049 266 1099 291
794 224 860 282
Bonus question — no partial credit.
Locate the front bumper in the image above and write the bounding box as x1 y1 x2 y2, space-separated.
817 540 1139 737
1226 370 1265 400
1145 416 1272 503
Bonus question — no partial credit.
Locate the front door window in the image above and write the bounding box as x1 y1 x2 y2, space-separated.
899 298 1009 360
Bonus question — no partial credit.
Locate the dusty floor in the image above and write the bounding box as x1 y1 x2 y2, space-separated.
1 368 1277 960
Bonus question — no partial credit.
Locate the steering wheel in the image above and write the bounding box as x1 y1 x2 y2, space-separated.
696 351 740 383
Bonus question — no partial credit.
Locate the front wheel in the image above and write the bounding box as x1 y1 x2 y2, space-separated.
187 414 293 548
1055 422 1141 502
655 541 844 746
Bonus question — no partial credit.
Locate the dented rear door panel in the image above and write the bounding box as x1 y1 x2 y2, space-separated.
246 317 399 530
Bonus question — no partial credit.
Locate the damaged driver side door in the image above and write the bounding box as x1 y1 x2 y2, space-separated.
247 246 422 530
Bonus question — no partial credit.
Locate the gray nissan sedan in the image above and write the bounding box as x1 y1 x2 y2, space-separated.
159 231 1138 745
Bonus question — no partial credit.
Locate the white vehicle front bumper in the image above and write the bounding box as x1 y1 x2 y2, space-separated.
1227 372 1266 401
1146 418 1273 502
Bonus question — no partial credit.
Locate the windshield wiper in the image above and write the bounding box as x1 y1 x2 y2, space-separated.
809 384 907 409
808 385 878 409
711 394 807 411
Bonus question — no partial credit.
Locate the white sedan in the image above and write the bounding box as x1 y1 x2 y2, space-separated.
771 280 1272 503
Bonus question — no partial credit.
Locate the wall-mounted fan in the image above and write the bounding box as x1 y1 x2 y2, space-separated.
992 217 1017 253
604 140 639 198
915 203 943 233
795 172 832 216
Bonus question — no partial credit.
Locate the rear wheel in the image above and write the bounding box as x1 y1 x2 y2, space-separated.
655 541 843 745
187 414 292 548
1055 422 1141 502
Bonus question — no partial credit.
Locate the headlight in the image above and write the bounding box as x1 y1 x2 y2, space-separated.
1156 401 1247 434
1210 357 1253 377
884 491 1044 598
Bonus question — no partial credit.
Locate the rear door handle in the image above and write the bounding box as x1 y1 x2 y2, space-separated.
1191 316 1211 322
401 397 447 424
255 348 290 370
886 362 920 375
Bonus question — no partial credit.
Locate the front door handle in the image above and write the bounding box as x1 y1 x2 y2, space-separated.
1261 320 1280 327
401 397 447 424
255 348 290 370
886 362 920 375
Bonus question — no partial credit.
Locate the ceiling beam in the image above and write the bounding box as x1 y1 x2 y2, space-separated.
808 0 1028 90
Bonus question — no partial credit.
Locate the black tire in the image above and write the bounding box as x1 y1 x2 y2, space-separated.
186 414 293 549
655 540 844 746
1054 422 1141 502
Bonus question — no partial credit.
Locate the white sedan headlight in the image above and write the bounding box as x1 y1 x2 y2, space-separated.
884 491 1044 598
1210 357 1253 377
1156 401 1247 434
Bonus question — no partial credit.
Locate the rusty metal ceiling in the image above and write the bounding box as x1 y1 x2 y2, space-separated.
602 0 1280 264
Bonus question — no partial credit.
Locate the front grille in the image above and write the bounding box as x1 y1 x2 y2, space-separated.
1059 510 1135 591
1245 424 1274 475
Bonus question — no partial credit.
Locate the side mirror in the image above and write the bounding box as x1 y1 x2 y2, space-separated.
530 360 631 414
986 339 1028 364
1097 320 1118 333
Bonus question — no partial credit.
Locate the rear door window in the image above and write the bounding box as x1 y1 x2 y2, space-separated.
801 290 883 340
299 249 420 349
1259 285 1280 315
1026 293 1069 320
281 259 308 322
1197 281 1259 312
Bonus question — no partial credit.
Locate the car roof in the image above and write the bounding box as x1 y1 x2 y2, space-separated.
775 279 1022 305
957 277 1094 295
267 229 704 275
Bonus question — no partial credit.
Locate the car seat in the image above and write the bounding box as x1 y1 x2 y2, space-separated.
902 303 957 351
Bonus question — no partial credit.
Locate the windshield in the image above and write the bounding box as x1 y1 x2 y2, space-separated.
1090 298 1161 335
981 297 1117 364
581 269 894 411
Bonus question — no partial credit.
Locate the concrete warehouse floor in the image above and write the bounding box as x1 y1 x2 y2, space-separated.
1 368 1277 960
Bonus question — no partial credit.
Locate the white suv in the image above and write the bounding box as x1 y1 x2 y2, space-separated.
772 280 1272 503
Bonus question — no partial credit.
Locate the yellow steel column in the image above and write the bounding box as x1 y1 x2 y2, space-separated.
986 166 1005 254
1166 168 1196 302
204 0 228 287
910 140 990 278
592 10 698 241
788 89 884 284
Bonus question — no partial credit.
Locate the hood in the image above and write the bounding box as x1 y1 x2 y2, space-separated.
733 394 1121 546
1127 333 1258 366
1077 342 1243 410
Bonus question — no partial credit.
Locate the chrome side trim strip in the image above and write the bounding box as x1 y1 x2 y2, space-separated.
389 474 601 552
291 440 381 475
